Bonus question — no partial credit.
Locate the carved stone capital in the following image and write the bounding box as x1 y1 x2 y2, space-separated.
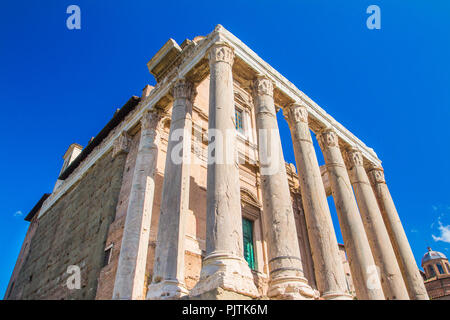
284 102 309 126
141 108 164 131
252 75 274 98
343 147 364 169
112 131 131 158
172 78 196 101
368 166 386 184
317 128 339 150
208 42 234 66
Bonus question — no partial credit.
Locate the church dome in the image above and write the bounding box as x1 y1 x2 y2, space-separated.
421 247 447 266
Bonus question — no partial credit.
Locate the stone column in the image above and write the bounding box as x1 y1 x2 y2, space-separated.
284 102 351 300
190 42 258 299
316 129 384 300
253 76 316 300
343 147 409 300
147 79 195 299
112 108 163 300
368 165 429 300
295 193 317 290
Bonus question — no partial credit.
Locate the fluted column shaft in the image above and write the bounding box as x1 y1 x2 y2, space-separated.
344 148 409 300
284 102 351 300
368 166 429 300
253 76 315 300
113 109 163 300
190 42 258 298
317 129 384 300
147 79 195 299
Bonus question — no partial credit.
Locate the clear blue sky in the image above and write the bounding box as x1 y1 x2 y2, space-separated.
1 1 449 298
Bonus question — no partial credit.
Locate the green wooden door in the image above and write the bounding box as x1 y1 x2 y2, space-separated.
242 218 256 270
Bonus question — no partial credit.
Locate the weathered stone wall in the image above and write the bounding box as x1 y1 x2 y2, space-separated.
3 215 39 299
95 130 142 299
9 149 127 300
96 120 169 299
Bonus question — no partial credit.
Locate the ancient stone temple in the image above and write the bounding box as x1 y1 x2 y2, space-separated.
4 25 428 300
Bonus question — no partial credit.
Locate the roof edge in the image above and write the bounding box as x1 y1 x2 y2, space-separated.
58 96 141 180
24 193 51 222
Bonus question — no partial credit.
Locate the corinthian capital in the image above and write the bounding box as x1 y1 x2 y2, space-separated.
343 147 364 169
253 75 274 97
317 128 339 150
172 78 196 101
208 42 234 65
112 131 131 158
368 165 386 184
141 108 164 131
284 102 309 126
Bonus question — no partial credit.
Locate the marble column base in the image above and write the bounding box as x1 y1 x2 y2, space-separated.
146 280 188 300
188 288 255 300
267 275 318 300
189 251 259 299
321 291 353 300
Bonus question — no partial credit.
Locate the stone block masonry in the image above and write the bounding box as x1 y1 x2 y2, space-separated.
8 150 127 300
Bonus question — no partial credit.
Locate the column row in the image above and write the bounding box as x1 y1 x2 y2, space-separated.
113 40 428 300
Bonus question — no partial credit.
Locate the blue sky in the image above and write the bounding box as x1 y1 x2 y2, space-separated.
1 1 450 297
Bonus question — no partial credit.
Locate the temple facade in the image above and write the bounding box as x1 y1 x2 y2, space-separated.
4 25 428 300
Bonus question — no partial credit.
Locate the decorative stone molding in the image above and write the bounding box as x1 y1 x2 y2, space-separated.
240 187 262 209
284 102 309 126
141 108 165 131
317 128 339 149
343 147 364 169
234 89 253 112
253 75 274 98
112 131 131 158
368 165 386 185
208 42 234 66
171 78 196 101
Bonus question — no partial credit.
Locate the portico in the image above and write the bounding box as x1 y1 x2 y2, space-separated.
110 25 428 300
